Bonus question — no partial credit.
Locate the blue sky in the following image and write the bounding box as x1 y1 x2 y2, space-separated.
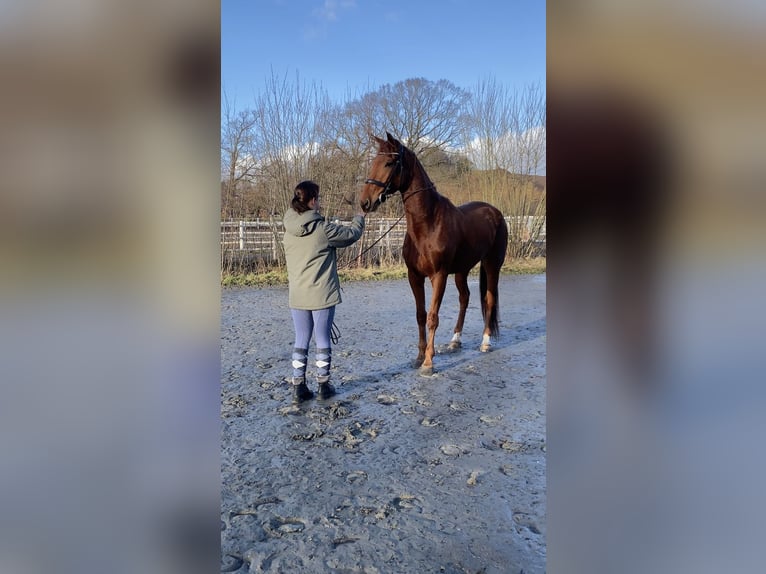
222 0 546 109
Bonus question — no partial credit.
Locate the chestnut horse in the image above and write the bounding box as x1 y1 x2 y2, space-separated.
360 133 508 374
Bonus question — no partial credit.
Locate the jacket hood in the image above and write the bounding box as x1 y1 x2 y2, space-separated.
283 209 323 237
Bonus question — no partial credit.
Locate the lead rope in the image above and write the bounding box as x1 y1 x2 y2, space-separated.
332 214 401 345
338 212 407 271
337 185 430 272
332 214 402 342
333 177 430 342
332 209 405 346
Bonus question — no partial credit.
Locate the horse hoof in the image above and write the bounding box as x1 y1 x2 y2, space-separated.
419 365 434 377
480 344 491 353
447 341 462 351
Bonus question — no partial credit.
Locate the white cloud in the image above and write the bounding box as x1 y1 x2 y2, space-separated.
313 0 356 23
223 140 322 181
463 126 546 175
305 0 356 40
278 141 321 168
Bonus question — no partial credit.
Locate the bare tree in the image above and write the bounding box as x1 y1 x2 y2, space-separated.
334 78 469 155
252 69 334 217
462 79 545 172
461 79 546 257
322 86 381 162
377 78 470 154
221 94 258 219
319 87 391 216
505 83 546 176
246 70 339 265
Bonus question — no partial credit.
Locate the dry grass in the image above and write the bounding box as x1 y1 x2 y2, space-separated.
221 258 545 287
501 257 546 275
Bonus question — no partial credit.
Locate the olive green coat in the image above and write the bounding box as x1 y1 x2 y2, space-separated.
283 209 365 310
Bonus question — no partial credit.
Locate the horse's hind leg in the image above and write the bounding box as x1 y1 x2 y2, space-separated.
480 268 498 352
480 216 508 351
448 272 470 350
479 260 502 352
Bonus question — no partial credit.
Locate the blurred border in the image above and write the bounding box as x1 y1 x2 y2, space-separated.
548 1 766 572
0 2 221 573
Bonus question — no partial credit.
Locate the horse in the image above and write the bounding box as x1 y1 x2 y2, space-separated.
360 132 508 375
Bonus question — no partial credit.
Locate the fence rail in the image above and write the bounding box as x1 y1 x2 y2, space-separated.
221 216 545 270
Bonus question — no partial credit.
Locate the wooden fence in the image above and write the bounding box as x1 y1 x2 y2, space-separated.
221 216 545 271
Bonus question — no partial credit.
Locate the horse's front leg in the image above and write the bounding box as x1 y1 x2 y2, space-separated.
448 272 470 351
421 272 448 375
408 269 427 368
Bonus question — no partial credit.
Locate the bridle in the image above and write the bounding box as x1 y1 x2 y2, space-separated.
364 142 405 205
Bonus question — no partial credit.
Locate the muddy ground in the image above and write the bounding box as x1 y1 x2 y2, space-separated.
221 274 546 573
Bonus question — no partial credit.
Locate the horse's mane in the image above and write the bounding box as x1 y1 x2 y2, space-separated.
397 141 439 200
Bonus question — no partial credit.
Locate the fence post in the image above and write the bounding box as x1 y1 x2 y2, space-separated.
383 219 391 255
272 230 277 262
239 221 245 251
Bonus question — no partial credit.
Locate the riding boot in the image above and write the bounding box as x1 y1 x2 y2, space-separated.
290 347 310 404
291 377 314 404
316 375 336 400
315 348 335 399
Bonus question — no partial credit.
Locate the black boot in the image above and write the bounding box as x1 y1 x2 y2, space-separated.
316 376 336 400
291 378 314 404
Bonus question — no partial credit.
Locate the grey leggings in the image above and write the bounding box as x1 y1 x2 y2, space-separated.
290 307 335 381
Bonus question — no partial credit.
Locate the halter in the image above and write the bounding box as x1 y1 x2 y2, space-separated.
364 142 405 204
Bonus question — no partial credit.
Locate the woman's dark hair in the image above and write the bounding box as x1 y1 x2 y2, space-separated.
292 180 319 214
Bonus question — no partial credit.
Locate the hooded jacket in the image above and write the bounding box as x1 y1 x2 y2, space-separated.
283 208 365 310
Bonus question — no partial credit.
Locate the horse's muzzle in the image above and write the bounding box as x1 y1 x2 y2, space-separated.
360 196 381 213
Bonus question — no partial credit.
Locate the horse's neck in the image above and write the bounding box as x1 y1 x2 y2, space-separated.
402 161 439 222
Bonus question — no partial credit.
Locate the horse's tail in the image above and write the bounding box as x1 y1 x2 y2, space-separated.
480 263 500 339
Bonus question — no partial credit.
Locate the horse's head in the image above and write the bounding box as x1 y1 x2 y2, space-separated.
360 132 407 213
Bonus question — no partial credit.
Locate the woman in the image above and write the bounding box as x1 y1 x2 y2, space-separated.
282 180 366 404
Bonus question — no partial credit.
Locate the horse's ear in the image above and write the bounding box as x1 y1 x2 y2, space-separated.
386 132 400 146
370 133 386 147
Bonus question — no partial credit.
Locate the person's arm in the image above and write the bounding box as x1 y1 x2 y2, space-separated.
324 214 365 248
